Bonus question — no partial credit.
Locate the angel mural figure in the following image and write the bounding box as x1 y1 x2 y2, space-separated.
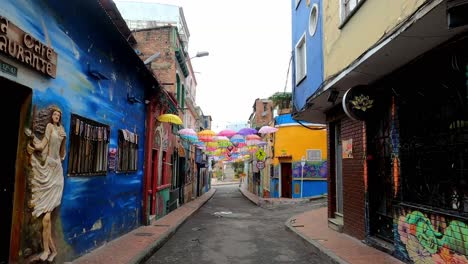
25 105 66 262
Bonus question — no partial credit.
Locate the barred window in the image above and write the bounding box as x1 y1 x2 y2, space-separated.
117 129 138 172
306 149 322 161
68 114 109 176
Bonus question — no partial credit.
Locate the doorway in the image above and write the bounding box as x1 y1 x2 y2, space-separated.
280 163 292 198
367 100 394 242
1 77 31 264
150 149 159 216
335 122 344 217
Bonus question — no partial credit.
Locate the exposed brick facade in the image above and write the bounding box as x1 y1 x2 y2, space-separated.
133 27 180 97
326 110 366 240
327 123 336 218
340 117 366 240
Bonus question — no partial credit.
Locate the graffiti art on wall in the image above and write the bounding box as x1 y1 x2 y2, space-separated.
25 105 67 262
292 161 327 178
396 208 468 263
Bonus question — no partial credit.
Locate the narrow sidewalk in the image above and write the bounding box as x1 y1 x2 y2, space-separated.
238 185 402 263
72 188 216 264
285 208 404 264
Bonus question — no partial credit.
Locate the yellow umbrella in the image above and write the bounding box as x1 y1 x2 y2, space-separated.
157 114 182 125
198 129 216 136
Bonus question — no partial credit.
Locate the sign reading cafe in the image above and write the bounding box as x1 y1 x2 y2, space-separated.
0 16 57 78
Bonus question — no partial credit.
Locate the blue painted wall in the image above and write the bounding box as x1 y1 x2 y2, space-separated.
2 0 149 260
291 0 324 111
292 180 327 198
270 178 280 198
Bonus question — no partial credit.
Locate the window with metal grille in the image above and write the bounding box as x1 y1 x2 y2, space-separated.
117 129 138 173
306 149 322 161
397 41 467 216
68 114 109 176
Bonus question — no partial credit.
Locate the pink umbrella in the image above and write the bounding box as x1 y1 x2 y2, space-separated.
246 134 261 140
178 128 197 136
217 129 237 138
258 125 278 134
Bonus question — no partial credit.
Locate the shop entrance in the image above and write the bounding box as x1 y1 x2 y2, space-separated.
1 77 31 263
280 163 292 198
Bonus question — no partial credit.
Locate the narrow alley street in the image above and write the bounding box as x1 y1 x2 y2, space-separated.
144 184 327 264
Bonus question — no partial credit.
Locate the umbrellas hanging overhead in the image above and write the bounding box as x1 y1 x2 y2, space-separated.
217 129 237 138
198 129 216 142
246 134 261 140
258 125 279 134
238 127 257 136
157 114 183 125
178 128 197 136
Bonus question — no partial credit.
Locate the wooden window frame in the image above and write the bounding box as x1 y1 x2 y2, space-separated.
68 114 110 176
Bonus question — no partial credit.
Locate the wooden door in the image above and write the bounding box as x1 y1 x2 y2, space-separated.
281 163 292 198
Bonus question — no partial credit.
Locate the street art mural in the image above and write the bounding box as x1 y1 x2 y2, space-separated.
25 105 67 262
292 161 327 178
396 208 468 263
2 1 148 262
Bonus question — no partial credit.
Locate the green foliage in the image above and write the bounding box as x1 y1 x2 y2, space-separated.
269 92 292 109
231 161 244 178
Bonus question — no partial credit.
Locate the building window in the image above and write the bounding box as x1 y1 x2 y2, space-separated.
306 149 322 161
117 129 138 172
68 114 110 176
295 33 307 85
340 0 365 25
309 4 319 36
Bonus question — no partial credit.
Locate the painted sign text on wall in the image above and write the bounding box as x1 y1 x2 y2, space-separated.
0 17 57 78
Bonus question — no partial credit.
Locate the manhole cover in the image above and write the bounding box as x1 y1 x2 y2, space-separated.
134 232 153 237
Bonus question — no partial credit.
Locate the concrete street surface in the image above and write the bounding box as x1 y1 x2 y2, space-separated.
145 184 327 264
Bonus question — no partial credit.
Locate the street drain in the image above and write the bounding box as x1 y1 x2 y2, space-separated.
134 232 153 236
154 224 170 227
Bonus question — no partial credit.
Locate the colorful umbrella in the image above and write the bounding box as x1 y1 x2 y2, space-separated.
246 134 261 140
217 129 237 138
178 128 197 136
198 129 216 142
238 127 257 136
258 125 279 134
157 113 183 125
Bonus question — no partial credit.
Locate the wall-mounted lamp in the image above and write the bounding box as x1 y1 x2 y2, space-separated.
327 90 339 103
127 93 143 104
186 51 209 62
144 52 161 66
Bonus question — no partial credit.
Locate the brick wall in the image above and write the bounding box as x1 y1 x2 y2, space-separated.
341 118 366 240
133 27 178 95
254 99 273 128
327 123 336 218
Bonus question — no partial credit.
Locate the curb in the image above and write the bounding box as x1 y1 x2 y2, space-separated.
212 181 240 186
130 188 217 264
238 187 259 206
284 214 348 264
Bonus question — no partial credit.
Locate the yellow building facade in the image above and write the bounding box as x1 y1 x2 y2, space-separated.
269 114 327 198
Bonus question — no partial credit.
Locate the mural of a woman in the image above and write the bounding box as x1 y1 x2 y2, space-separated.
26 105 66 262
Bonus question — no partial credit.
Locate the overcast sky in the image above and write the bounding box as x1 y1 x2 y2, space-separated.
116 0 292 131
